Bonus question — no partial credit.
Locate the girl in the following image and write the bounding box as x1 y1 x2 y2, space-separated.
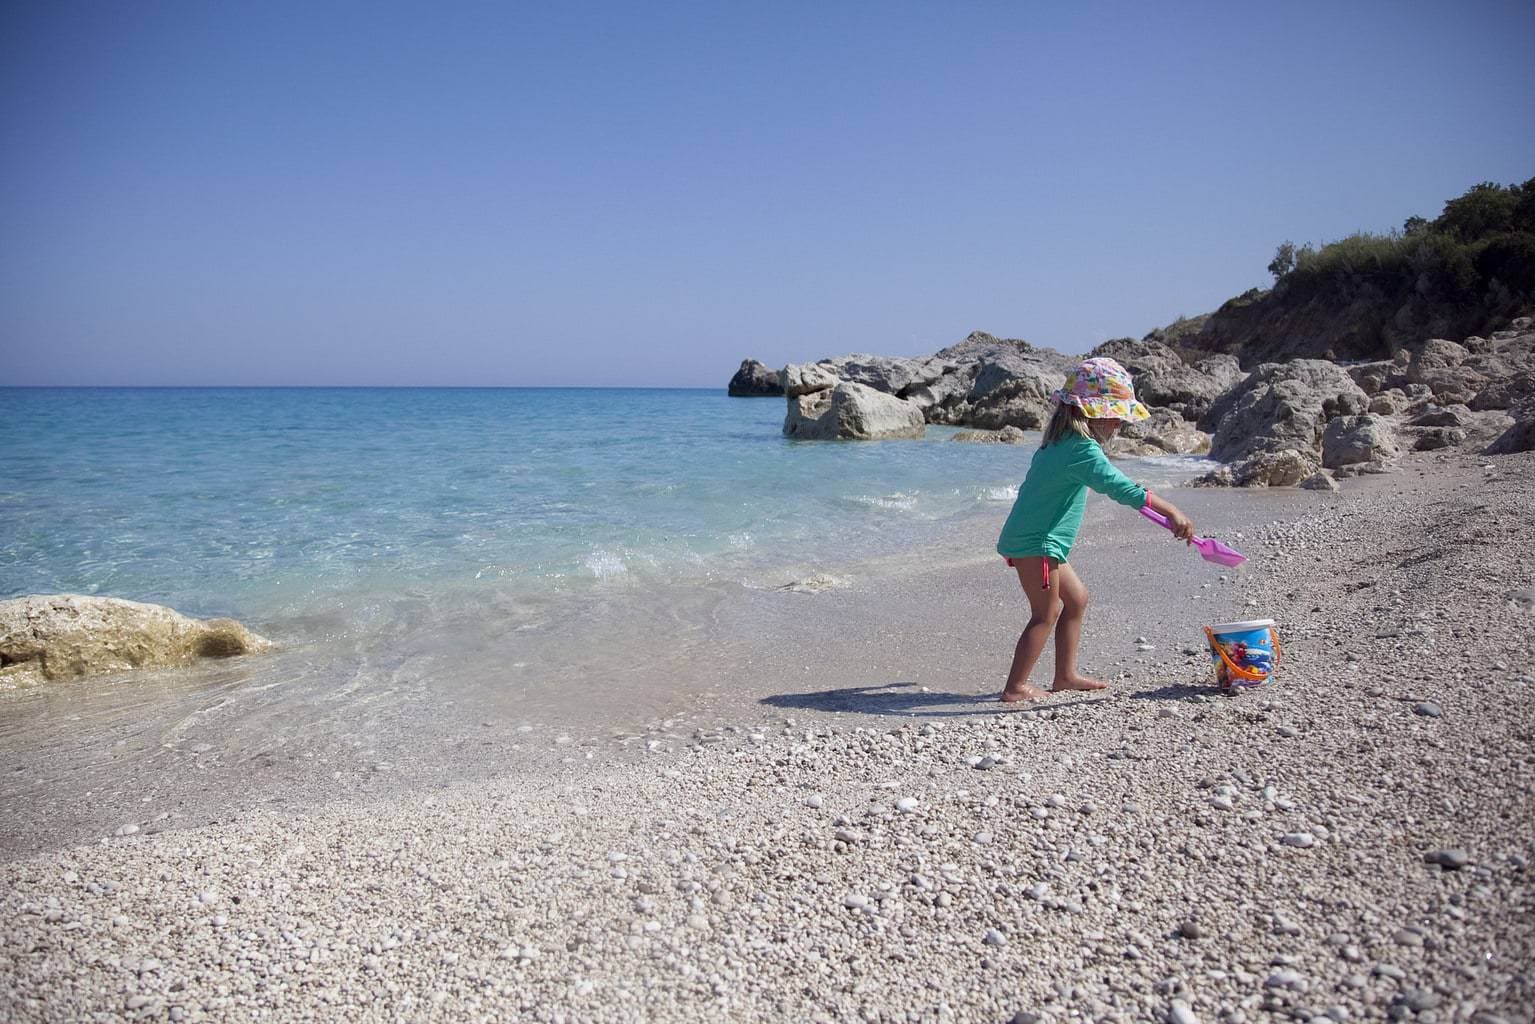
997 357 1194 702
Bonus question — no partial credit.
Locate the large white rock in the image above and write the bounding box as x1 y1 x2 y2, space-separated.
1197 448 1318 488
1107 408 1213 456
0 595 273 684
1207 360 1369 464
783 381 925 440
816 354 947 395
779 362 840 399
1322 413 1400 468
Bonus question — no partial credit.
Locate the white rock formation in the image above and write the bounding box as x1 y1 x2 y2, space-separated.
0 595 273 683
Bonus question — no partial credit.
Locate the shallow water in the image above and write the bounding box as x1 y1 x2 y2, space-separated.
0 387 1217 853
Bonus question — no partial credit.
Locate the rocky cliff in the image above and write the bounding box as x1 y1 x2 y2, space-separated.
1184 178 1535 366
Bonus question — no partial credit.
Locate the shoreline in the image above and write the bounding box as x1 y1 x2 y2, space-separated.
0 444 1213 860
3 448 1533 1021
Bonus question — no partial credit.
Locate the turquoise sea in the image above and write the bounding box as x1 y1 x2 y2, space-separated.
2 387 1206 614
0 387 1211 849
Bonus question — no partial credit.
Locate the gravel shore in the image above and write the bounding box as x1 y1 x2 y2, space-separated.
4 450 1533 1024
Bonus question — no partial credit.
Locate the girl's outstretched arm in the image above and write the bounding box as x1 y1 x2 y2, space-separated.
1144 490 1195 542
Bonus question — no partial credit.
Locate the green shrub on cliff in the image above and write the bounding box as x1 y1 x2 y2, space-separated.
1200 177 1534 364
1268 177 1535 307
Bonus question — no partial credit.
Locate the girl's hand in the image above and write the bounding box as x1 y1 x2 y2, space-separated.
1167 508 1195 543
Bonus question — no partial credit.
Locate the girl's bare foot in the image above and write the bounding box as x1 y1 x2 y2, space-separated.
1000 684 1050 703
1051 674 1109 693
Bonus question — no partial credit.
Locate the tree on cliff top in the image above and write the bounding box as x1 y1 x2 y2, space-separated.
1265 176 1535 308
1201 177 1534 364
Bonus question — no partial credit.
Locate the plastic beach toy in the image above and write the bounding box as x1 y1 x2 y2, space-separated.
1205 618 1281 688
1139 506 1248 567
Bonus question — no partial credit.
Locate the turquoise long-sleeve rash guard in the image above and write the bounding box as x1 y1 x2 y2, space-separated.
996 433 1148 563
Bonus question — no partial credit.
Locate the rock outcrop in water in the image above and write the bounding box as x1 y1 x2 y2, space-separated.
727 359 783 397
746 311 1532 473
776 332 1079 440
0 595 273 684
772 331 1241 451
782 379 925 440
916 332 1077 430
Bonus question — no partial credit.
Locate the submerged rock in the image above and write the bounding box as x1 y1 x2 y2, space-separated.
951 426 1029 444
0 595 272 684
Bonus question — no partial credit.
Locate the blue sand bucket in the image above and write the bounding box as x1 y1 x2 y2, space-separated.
1205 619 1281 688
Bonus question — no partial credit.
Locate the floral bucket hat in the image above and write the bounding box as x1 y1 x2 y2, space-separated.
1052 357 1150 421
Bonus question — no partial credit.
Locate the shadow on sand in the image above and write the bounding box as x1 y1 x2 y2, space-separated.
759 681 1112 719
1126 680 1226 702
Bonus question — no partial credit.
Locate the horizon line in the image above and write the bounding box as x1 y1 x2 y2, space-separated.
0 383 731 391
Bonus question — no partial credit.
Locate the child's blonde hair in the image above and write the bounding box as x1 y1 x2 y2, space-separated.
1041 402 1117 447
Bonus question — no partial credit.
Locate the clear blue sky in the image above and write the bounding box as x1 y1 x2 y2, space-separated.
3 1 1533 386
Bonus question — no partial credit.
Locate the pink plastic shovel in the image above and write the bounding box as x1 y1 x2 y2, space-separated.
1139 506 1248 567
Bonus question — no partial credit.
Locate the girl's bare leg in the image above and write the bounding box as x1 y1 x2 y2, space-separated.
1000 560 1063 702
1049 563 1108 692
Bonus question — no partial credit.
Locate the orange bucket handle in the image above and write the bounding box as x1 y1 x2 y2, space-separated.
1205 625 1276 683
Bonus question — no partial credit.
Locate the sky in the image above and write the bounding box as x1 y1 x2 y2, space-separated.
2 1 1533 387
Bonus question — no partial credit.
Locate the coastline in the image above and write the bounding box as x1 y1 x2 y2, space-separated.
4 448 1533 1022
0 441 1210 860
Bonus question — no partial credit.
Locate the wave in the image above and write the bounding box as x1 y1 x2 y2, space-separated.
840 492 919 512
584 549 628 579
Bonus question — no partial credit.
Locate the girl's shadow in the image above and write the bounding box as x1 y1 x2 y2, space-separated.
1127 681 1214 702
760 681 1109 718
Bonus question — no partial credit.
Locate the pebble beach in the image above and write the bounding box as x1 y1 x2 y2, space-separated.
4 448 1534 1024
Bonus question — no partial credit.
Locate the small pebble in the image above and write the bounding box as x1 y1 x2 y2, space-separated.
1425 848 1471 869
1169 1001 1200 1024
